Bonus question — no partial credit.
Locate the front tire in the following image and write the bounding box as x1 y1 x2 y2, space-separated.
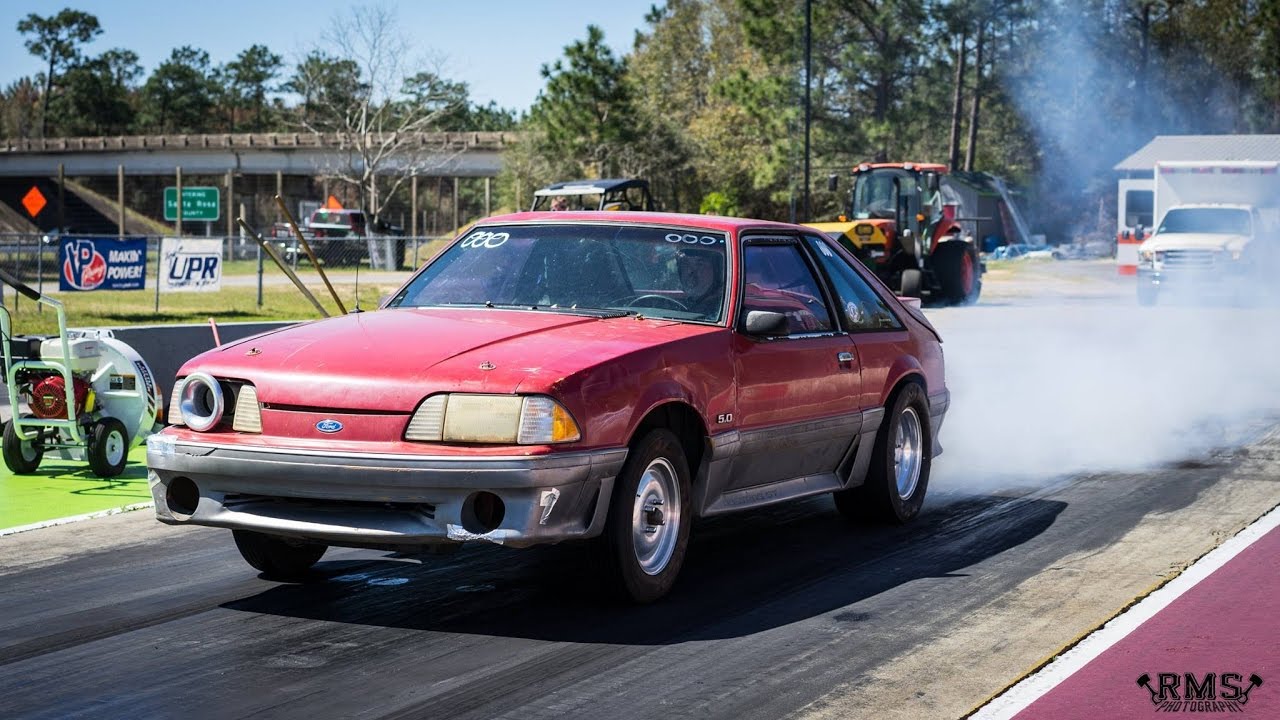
233 530 328 581
834 382 932 524
3 416 44 474
597 429 692 603
87 417 129 478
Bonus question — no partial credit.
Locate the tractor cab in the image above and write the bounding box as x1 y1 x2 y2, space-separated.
530 179 655 212
847 163 950 261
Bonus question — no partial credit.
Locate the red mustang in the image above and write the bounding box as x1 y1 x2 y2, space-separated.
148 212 949 602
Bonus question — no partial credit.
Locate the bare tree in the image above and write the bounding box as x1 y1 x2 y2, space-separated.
290 5 463 225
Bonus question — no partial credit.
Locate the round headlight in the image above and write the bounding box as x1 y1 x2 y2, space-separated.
179 372 224 432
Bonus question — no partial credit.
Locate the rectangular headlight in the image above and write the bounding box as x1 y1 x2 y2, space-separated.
444 394 523 443
403 394 580 444
168 378 185 426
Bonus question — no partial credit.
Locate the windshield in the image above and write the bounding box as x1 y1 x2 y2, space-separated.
1157 208 1251 235
389 223 729 323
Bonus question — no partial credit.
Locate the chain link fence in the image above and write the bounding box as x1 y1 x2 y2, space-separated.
0 232 450 317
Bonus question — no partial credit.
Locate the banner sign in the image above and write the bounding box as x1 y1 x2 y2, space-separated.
59 237 147 291
160 237 223 292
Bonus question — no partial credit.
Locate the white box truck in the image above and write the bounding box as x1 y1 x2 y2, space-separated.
1136 160 1280 305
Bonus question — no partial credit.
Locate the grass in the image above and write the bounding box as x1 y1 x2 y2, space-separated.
2 282 400 335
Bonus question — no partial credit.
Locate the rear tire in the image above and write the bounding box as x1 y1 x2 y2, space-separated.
233 530 328 581
834 382 931 524
900 269 923 298
87 417 129 478
933 241 981 305
2 417 43 474
595 429 692 603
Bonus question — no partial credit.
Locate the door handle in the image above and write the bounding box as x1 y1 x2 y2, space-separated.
837 351 854 369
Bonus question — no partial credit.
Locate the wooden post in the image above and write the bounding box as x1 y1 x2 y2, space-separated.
175 166 183 237
275 171 283 223
485 177 492 217
434 177 443 235
57 163 65 234
452 176 460 230
410 175 418 237
117 164 125 238
225 170 234 241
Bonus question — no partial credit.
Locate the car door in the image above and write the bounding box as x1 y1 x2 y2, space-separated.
801 233 910 413
728 236 861 490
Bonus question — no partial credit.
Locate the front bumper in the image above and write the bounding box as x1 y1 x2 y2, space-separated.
146 435 627 549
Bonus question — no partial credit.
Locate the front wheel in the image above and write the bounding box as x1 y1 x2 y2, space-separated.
87 417 129 478
233 530 328 581
3 417 44 474
834 382 932 524
596 429 692 603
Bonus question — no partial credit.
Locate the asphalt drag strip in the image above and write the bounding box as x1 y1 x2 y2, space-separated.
1 426 1277 720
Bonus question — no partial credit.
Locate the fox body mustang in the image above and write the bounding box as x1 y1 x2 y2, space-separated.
148 211 949 602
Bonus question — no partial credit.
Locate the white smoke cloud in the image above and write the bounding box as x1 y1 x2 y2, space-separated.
928 299 1280 491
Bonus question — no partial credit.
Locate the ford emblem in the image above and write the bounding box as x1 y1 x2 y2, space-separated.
316 419 343 434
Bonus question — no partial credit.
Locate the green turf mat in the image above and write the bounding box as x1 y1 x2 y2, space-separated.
0 446 152 530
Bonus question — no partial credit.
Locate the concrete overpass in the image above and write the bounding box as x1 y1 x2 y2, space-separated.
0 131 515 177
0 132 520 235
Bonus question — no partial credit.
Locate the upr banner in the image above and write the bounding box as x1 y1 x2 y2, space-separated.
59 237 147 291
160 237 222 292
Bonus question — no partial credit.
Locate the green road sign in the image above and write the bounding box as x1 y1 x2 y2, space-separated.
164 186 221 222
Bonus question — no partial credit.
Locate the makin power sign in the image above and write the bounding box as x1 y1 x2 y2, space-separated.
59 237 147 291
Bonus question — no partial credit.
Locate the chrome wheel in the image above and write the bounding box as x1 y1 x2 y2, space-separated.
894 407 923 499
631 457 682 576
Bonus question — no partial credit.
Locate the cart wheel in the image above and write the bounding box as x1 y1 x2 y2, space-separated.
88 417 130 478
3 416 44 474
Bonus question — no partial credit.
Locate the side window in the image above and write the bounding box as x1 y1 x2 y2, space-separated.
803 236 902 331
741 243 833 334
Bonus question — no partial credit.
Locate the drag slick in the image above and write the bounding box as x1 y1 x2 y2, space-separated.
148 212 949 602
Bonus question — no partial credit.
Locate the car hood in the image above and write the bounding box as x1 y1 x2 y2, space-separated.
181 308 709 411
1141 232 1250 254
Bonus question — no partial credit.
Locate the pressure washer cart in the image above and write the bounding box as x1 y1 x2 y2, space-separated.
0 267 162 478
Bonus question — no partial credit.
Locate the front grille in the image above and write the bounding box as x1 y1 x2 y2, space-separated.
1162 249 1218 270
223 494 437 519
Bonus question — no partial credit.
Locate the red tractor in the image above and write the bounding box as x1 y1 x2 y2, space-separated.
806 162 982 304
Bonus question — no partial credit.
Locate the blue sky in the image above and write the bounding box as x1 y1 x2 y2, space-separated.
2 1 659 112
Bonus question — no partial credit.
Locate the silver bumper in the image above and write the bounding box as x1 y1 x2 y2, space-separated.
146 436 628 549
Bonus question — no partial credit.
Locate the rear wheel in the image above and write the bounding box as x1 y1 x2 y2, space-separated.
834 382 932 524
933 240 981 305
233 530 328 581
596 429 692 603
87 417 129 478
900 268 924 298
2 416 44 474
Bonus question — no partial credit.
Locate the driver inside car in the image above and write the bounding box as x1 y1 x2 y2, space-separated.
677 247 725 320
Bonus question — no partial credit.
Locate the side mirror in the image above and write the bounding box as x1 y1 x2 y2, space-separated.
827 173 839 192
743 310 789 337
923 171 940 193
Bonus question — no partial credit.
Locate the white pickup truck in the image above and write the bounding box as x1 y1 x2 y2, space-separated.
1137 161 1280 305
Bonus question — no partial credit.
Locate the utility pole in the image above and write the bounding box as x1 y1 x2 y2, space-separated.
803 0 812 223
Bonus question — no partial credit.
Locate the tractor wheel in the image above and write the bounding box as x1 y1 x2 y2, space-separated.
900 269 924 298
3 416 44 474
87 417 130 478
933 241 982 305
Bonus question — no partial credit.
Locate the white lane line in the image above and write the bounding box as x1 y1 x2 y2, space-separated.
0 501 154 537
971 504 1280 720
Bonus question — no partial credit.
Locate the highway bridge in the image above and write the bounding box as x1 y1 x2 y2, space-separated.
0 132 517 235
